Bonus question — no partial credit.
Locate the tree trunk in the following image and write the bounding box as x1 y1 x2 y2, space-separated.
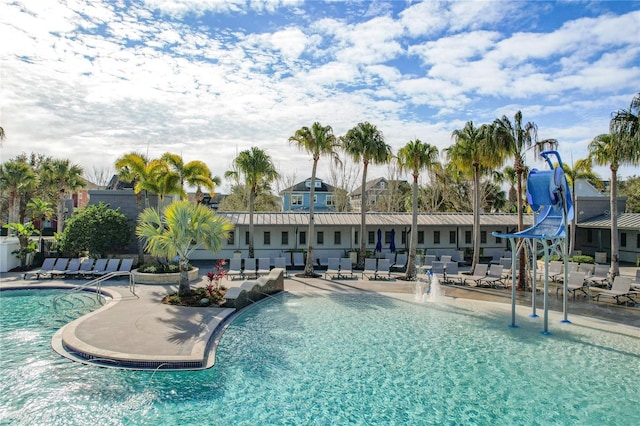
405 175 419 280
609 166 619 277
136 192 145 264
358 162 369 269
178 257 191 296
472 166 481 269
57 190 65 235
249 189 255 259
305 160 318 276
516 168 526 290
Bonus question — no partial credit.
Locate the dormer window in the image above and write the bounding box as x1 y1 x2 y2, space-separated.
305 179 322 188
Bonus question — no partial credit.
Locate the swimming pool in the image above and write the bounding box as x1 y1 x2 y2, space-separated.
1 289 639 425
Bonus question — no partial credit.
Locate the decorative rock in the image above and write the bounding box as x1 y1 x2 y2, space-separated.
200 298 209 305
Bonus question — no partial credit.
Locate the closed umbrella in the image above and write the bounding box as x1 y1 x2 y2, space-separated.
390 229 396 252
376 228 382 253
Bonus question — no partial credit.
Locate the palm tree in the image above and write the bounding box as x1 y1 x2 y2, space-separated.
0 159 36 226
561 159 601 255
226 147 279 259
342 122 391 268
116 152 156 263
589 94 639 277
493 111 557 290
396 139 439 280
26 197 54 254
136 201 233 296
447 121 500 269
42 159 85 234
289 122 340 276
160 152 220 200
139 159 184 210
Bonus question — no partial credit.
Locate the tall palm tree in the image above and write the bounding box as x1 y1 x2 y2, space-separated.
137 201 233 296
493 111 557 290
589 94 639 276
342 122 391 268
289 122 340 276
42 159 85 234
561 158 601 255
160 152 220 200
447 121 500 268
226 147 279 259
26 197 54 254
116 152 155 264
139 159 184 210
0 159 36 225
396 139 439 280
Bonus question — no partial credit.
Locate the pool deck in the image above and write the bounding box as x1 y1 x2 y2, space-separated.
1 264 638 370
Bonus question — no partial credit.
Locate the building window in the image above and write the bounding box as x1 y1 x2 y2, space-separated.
326 195 334 206
401 231 407 244
481 231 487 244
227 231 234 245
495 236 502 244
433 231 440 245
621 232 627 247
465 231 471 244
385 231 392 244
368 231 375 244
245 231 250 245
449 231 456 244
291 194 303 206
299 231 306 245
264 231 271 245
282 231 289 245
418 231 424 244
334 231 341 245
587 229 593 243
637 233 640 248
354 231 359 245
317 231 324 245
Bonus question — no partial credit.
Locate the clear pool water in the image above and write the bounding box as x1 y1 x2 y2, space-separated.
1 289 639 425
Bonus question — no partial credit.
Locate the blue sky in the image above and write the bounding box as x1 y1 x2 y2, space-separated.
1 0 638 193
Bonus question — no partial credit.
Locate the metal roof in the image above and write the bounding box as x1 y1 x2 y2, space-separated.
577 213 640 230
216 212 532 227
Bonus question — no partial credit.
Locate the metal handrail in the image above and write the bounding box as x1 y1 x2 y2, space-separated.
53 271 134 309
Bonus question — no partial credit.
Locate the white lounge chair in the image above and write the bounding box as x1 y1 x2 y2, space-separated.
273 257 288 277
257 258 271 276
586 264 610 288
556 271 587 299
244 258 257 279
227 258 244 280
23 258 56 280
91 258 120 277
443 262 465 285
46 258 70 279
463 264 489 287
324 258 340 279
362 258 377 279
375 258 391 280
57 258 81 278
478 265 504 288
66 258 95 279
595 276 636 305
339 258 353 279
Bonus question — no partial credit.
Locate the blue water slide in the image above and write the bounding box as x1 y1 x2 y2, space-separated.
493 150 573 240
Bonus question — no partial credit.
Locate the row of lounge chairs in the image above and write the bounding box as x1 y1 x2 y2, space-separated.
324 258 355 280
226 257 288 280
362 258 391 280
24 257 134 280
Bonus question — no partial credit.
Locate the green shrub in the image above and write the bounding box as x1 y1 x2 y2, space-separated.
570 255 594 264
138 261 191 273
58 203 131 257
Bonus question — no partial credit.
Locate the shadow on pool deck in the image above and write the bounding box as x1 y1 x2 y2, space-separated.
1 264 638 370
